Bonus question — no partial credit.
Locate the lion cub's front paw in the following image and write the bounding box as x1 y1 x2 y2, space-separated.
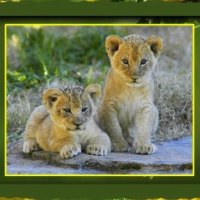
60 143 81 159
111 139 130 152
133 142 157 155
23 140 39 153
86 144 109 156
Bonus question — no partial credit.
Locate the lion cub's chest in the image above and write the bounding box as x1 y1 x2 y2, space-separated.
75 119 99 148
117 89 144 128
76 130 91 147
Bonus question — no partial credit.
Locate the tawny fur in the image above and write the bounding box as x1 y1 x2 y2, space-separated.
96 34 164 154
23 84 111 159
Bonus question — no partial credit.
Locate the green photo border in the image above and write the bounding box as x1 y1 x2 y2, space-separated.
0 17 200 199
4 23 195 179
0 0 200 17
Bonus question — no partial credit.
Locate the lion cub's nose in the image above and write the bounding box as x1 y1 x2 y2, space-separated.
74 120 83 130
74 118 83 126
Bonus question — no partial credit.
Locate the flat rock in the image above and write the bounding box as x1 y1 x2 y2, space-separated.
7 136 192 174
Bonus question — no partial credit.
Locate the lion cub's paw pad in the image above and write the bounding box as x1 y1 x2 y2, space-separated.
133 142 157 155
60 144 81 159
86 144 108 156
112 141 130 152
23 140 38 153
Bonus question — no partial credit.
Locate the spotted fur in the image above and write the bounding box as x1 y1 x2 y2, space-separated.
23 84 111 159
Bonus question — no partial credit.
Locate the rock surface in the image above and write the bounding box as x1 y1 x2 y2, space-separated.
7 136 192 174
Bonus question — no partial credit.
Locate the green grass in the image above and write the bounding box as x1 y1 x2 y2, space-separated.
7 26 192 143
7 26 128 92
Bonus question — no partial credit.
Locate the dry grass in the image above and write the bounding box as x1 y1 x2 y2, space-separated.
7 89 42 143
153 69 192 141
7 68 192 143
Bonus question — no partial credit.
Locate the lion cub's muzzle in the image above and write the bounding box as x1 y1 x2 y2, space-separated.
73 123 85 130
131 68 147 83
131 76 140 83
72 118 87 130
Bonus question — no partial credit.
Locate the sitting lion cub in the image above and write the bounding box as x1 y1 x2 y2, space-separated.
96 34 164 154
23 84 111 158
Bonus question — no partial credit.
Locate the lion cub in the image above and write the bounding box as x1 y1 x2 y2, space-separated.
23 84 111 158
96 34 164 154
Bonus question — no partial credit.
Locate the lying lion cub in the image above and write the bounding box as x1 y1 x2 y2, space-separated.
96 34 164 154
23 84 111 158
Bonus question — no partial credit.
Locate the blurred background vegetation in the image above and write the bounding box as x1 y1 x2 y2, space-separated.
7 26 127 92
7 25 192 144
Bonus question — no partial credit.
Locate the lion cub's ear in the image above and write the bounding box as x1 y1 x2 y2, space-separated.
43 88 62 111
105 35 123 57
146 36 164 58
84 84 101 106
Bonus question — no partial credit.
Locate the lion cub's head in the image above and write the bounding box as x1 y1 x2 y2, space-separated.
106 34 164 84
43 84 101 131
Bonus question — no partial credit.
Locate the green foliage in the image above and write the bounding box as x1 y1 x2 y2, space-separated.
7 26 127 92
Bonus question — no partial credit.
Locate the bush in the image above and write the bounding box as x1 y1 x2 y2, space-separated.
7 26 128 92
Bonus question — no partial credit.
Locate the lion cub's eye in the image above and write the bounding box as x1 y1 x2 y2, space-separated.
63 108 71 114
50 96 57 102
140 58 147 66
82 107 88 113
121 58 129 66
